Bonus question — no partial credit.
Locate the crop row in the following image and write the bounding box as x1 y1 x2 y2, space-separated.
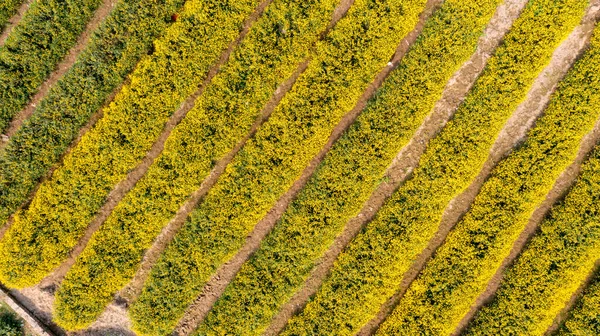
558 272 600 335
52 0 342 330
378 22 600 336
126 0 428 334
464 99 600 333
0 0 261 291
0 0 24 31
464 149 600 335
0 0 186 237
191 0 503 335
281 0 589 334
0 0 103 132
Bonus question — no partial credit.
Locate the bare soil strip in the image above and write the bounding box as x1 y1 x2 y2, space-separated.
451 5 600 335
118 59 312 303
118 0 357 307
36 0 274 290
164 2 442 335
0 0 118 149
0 78 125 242
545 260 600 335
0 0 33 47
0 286 55 336
243 1 528 335
0 79 128 336
7 2 276 334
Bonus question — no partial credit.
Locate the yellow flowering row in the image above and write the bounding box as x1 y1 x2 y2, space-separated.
282 1 588 335
53 0 342 330
128 0 428 335
379 22 600 336
558 273 600 335
0 0 103 132
192 0 504 335
0 0 261 289
0 0 186 235
464 148 600 335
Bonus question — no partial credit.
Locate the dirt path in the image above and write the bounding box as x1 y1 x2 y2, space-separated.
119 0 358 306
0 76 125 242
0 0 118 149
164 1 442 335
230 1 528 335
1 286 55 336
38 0 273 289
545 260 600 335
4 1 275 334
451 5 600 335
0 0 33 47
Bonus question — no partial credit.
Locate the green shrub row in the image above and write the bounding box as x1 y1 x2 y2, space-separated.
190 1 503 335
52 0 342 330
464 112 600 334
0 0 25 32
0 0 103 132
558 273 600 335
282 1 588 334
0 304 26 336
0 0 187 237
378 23 600 336
128 0 428 334
0 0 261 290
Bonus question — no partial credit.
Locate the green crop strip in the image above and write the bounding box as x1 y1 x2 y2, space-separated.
282 0 588 335
378 23 600 336
52 0 341 330
0 0 187 239
0 0 103 132
558 273 600 335
0 0 25 31
464 150 600 336
128 0 427 334
192 1 502 335
0 0 261 291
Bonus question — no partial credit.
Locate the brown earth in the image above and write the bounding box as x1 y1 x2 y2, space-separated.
243 0 530 334
452 3 600 335
545 260 600 335
168 1 443 335
39 0 275 289
13 0 276 334
0 0 33 47
0 0 119 149
119 0 360 305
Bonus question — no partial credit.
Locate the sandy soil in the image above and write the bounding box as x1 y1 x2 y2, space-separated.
0 0 118 149
0 0 33 47
165 1 442 335
452 3 600 334
230 0 530 334
11 0 275 334
545 260 600 335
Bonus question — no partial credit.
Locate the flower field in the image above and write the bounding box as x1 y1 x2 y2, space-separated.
1 0 600 335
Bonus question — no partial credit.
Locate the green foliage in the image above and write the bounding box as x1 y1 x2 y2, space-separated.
0 0 186 242
192 1 503 335
377 24 600 336
0 0 102 132
464 150 600 335
0 0 260 294
282 0 588 334
0 304 24 336
558 273 600 335
0 0 24 32
54 0 341 330
128 0 428 334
